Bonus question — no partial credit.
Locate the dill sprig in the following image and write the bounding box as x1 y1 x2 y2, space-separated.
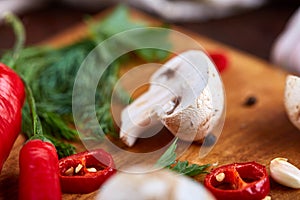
0 5 170 158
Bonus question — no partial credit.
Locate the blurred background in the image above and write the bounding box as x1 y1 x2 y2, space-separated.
0 0 299 62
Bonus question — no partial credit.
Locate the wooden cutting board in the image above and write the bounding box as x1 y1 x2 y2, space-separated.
1 6 300 200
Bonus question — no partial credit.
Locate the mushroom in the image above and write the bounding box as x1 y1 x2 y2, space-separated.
284 75 300 130
120 50 225 146
96 168 216 200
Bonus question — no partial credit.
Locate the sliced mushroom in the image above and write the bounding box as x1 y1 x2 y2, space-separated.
120 50 225 146
96 168 216 200
284 75 300 130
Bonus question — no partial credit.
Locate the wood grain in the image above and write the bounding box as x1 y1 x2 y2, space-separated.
1 7 300 200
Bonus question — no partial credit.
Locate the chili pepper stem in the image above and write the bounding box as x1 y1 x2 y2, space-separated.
19 82 62 200
22 78 50 142
3 12 25 68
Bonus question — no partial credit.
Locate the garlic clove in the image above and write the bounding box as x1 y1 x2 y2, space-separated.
270 157 300 189
284 75 300 130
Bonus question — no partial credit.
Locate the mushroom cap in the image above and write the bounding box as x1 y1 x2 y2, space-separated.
157 50 225 142
161 87 213 141
97 168 216 200
284 75 300 130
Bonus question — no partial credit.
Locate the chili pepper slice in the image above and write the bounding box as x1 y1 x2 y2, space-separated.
204 162 270 200
0 63 25 173
58 149 116 194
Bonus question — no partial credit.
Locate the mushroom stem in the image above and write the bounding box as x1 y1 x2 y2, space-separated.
120 85 176 146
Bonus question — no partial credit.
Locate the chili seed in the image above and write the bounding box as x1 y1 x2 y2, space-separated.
75 164 83 173
65 167 74 176
243 96 257 107
262 196 271 200
86 167 97 173
216 172 225 182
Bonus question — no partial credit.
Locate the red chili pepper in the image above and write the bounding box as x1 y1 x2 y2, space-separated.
0 63 25 173
58 149 116 194
208 52 228 73
204 162 270 200
19 82 61 200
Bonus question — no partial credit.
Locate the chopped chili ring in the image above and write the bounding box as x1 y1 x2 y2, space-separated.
204 162 270 200
58 149 116 194
208 52 228 73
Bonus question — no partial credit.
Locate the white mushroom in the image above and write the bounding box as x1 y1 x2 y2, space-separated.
96 168 216 200
120 50 225 146
284 75 300 130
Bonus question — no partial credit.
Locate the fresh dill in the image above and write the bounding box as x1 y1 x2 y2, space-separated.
0 6 170 158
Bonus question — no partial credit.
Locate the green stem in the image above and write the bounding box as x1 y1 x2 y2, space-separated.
23 79 45 140
4 12 25 68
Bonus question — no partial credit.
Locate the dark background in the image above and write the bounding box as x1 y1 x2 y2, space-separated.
0 0 299 61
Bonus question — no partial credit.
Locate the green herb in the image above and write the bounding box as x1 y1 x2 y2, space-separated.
171 161 211 176
0 5 171 158
154 138 178 168
155 139 211 177
46 137 76 159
